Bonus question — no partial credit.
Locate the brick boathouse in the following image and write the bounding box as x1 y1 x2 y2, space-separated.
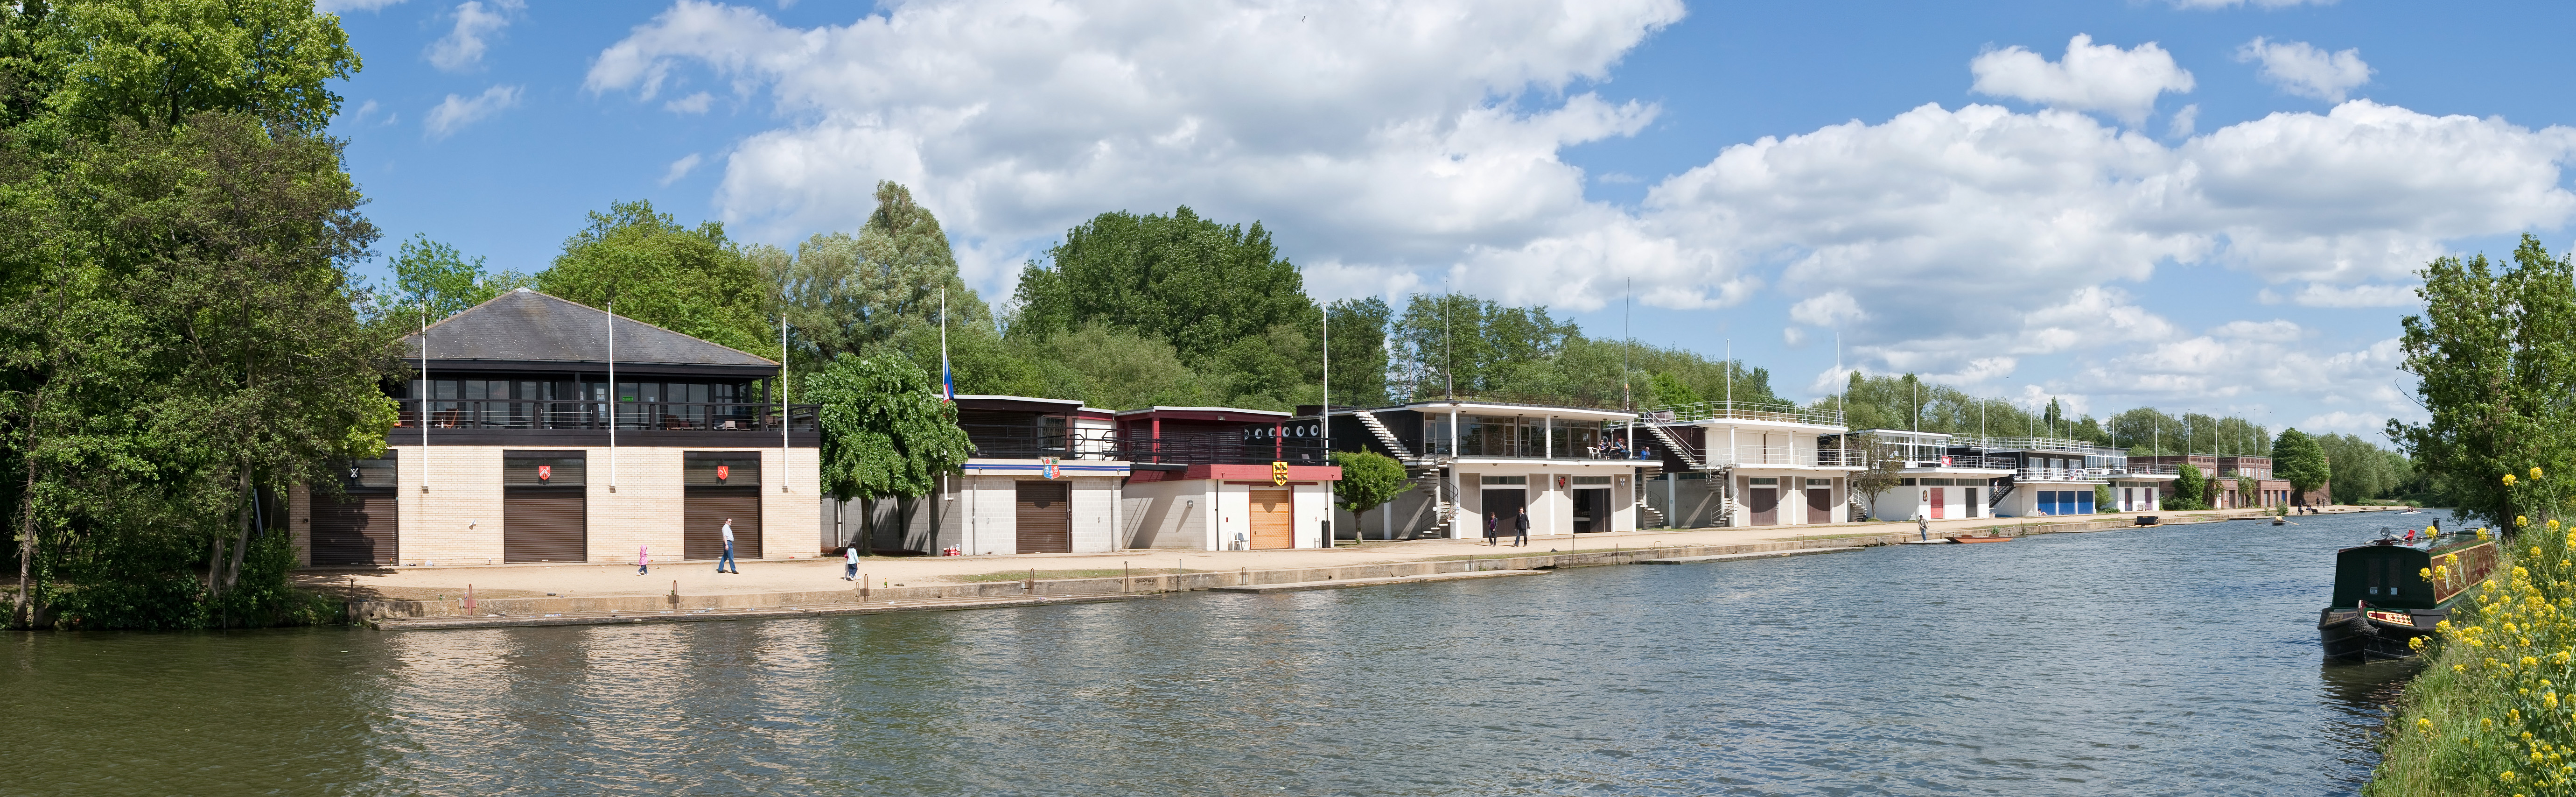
291 289 821 567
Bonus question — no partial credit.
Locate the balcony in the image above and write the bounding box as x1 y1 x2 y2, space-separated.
1890 453 2017 470
2119 463 2181 476
1118 430 1328 466
2013 467 2111 483
398 399 813 432
1963 436 2121 455
1644 400 1845 428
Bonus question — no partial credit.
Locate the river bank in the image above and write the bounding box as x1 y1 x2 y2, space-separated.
2365 528 2562 796
350 505 2390 629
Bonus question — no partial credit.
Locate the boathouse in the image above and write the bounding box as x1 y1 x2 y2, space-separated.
834 395 1132 555
1115 406 1341 550
1637 401 1862 528
1309 400 1648 539
1973 437 2173 517
1834 430 2015 522
291 289 822 568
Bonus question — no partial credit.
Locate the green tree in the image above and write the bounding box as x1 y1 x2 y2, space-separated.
45 0 358 135
2318 432 2410 504
1022 323 1216 411
538 199 775 360
2270 428 2331 500
808 353 972 552
2389 234 2576 529
1844 431 1905 520
2166 462 2209 510
390 234 530 319
1331 450 1408 535
1644 372 1702 408
763 182 987 369
1012 206 1315 363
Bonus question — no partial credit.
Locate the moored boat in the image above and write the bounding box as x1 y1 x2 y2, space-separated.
2317 529 2497 661
1945 534 2014 543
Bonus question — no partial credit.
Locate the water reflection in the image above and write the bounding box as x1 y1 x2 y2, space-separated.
0 512 2423 796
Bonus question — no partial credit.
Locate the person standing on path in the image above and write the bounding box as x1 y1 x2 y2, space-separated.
717 518 741 573
1512 507 1530 547
637 543 649 575
1484 511 1499 546
843 543 859 581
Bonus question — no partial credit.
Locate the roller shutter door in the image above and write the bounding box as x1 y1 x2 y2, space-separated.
1807 487 1833 524
310 494 397 566
1015 481 1071 553
1249 488 1293 550
685 487 763 560
503 488 586 563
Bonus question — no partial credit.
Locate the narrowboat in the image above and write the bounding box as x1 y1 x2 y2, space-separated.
2317 529 2498 661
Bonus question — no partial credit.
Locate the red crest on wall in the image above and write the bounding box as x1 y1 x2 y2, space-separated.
716 465 729 481
537 465 551 481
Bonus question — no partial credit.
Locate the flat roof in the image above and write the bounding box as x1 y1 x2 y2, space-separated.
1112 406 1289 422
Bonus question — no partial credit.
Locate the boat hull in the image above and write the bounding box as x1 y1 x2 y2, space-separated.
2318 607 2443 661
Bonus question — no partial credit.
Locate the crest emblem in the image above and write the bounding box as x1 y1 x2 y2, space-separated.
1043 457 1060 480
1272 460 1290 486
716 465 729 481
537 464 552 481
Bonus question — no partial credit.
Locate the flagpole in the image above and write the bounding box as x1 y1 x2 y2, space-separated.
421 301 430 495
608 301 616 493
941 289 953 401
782 303 791 493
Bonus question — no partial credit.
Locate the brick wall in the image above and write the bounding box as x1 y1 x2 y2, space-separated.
396 446 504 566
589 446 683 564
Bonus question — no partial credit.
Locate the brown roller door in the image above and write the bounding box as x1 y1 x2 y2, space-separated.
311 494 397 566
503 488 586 563
686 487 763 560
1748 484 1778 526
1249 488 1293 550
1015 481 1071 553
1807 487 1832 524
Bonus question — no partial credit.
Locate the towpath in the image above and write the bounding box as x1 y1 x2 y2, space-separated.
300 506 2408 603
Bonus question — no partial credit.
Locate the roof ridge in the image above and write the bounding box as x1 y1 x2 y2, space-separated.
406 289 779 367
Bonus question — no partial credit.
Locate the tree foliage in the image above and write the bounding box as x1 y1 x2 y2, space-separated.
1012 206 1314 362
763 181 987 369
539 199 775 360
390 233 530 319
810 353 971 503
2165 463 2209 510
2318 432 2413 505
2389 235 2576 529
2270 427 2331 497
1330 450 1407 515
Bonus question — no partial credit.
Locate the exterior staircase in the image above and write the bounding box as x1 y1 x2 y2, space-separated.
1990 479 2016 510
1355 409 1413 459
1413 467 1456 537
1639 423 1701 468
1636 501 1669 529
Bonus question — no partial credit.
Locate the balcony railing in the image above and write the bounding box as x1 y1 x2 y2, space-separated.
397 399 814 432
1961 436 2123 455
1119 430 1328 466
1425 437 1658 461
2120 463 2181 476
1644 401 1845 428
2012 467 2111 483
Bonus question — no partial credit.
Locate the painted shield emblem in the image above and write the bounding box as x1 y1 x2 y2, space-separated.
1043 457 1061 480
537 464 551 481
1272 460 1290 486
716 465 729 481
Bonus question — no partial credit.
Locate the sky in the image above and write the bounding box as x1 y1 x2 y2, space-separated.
318 0 2576 441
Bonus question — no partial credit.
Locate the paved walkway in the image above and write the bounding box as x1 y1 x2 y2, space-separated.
299 506 2401 602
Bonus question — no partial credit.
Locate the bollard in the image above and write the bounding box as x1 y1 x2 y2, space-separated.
463 584 476 613
668 580 679 608
861 573 869 602
1024 568 1035 594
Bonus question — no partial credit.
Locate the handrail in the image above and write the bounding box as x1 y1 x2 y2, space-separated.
396 398 814 432
1642 400 1845 427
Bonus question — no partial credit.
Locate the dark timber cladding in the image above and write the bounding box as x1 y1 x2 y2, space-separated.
1015 481 1072 554
311 456 398 566
685 453 762 560
503 451 587 563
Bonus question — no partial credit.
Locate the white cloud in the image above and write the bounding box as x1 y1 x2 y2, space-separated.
589 0 1684 296
428 0 525 72
664 92 715 114
661 153 704 186
318 0 408 11
2237 37 2372 102
2259 282 2420 307
1789 291 1865 327
2167 103 2198 138
1969 34 2194 126
424 85 522 139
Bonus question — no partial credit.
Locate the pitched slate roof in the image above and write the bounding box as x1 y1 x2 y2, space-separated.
406 289 776 369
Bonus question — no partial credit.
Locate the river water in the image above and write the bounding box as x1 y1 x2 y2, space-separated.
2 511 2429 795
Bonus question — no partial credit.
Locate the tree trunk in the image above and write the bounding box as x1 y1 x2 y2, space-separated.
14 465 33 629
224 471 251 592
859 496 876 555
892 495 917 552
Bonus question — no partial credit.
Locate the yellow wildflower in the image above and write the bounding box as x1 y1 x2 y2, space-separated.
2534 466 2544 480
2507 474 2519 487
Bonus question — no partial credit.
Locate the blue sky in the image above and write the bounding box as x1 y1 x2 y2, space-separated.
321 0 2576 438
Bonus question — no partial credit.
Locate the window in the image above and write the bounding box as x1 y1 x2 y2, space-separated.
1571 476 1612 485
1899 478 1918 486
1749 477 1779 485
1481 475 1527 485
1806 479 1831 487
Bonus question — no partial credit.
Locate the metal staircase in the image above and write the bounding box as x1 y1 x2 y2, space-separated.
1413 467 1456 537
1639 423 1701 468
1636 501 1669 529
1354 409 1412 459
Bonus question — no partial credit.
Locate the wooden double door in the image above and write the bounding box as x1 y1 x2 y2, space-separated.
1015 481 1072 553
1249 488 1293 549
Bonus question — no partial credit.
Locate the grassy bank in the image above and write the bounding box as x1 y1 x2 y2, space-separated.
2369 526 2576 796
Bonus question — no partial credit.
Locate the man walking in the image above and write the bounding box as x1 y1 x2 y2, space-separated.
1484 511 1499 546
717 518 741 574
843 543 860 581
1513 507 1530 547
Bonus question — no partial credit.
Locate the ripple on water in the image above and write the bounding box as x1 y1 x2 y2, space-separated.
0 512 2424 795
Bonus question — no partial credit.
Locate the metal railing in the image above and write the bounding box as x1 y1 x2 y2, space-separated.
1644 400 1845 428
961 425 1123 460
398 399 814 432
1960 436 2124 455
2119 463 2181 475
1118 430 1329 466
2012 467 2112 483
